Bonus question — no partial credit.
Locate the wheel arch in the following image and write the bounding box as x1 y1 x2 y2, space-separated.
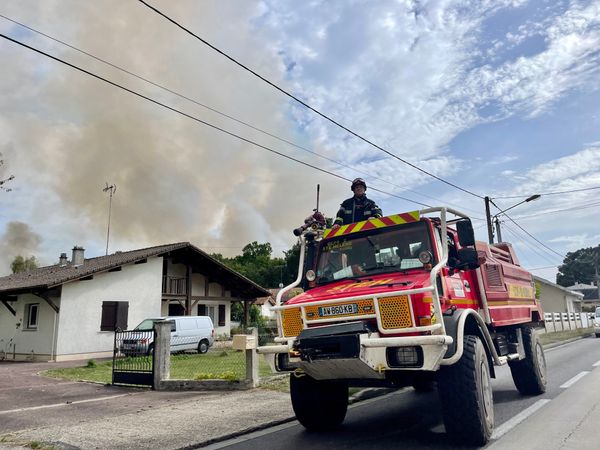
442 309 498 377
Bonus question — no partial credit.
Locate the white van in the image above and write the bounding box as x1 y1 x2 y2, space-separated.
124 316 215 355
594 307 600 338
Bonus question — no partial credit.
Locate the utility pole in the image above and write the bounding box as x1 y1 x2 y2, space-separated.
494 216 503 243
103 183 117 255
484 196 494 244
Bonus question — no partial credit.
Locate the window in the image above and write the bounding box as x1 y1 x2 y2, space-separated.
218 304 226 326
100 301 129 331
25 303 39 330
198 304 206 316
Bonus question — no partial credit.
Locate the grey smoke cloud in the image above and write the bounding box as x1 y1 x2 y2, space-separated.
0 221 42 271
0 0 347 268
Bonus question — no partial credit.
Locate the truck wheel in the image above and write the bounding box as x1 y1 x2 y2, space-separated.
290 373 348 430
509 326 547 395
438 335 494 445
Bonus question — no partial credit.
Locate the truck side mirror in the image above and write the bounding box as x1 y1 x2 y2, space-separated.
457 248 480 270
456 219 475 247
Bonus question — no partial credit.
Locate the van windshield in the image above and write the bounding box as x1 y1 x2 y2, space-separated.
135 319 175 331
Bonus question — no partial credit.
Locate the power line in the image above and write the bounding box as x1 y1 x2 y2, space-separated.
513 200 600 220
501 223 562 266
491 186 600 199
501 211 564 259
137 0 485 200
0 32 432 209
0 13 479 213
528 265 560 271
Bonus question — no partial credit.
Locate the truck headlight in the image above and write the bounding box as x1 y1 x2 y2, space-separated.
386 346 423 368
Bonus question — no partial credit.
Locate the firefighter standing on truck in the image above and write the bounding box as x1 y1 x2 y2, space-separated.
333 178 383 228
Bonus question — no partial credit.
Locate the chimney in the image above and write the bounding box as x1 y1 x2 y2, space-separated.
72 246 85 267
59 253 68 266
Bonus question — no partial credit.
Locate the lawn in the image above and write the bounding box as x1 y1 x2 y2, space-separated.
43 349 273 385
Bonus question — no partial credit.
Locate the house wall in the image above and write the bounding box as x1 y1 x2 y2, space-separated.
55 257 162 360
538 281 581 313
0 293 60 361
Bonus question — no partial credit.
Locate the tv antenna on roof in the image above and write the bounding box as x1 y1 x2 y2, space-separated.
103 183 117 255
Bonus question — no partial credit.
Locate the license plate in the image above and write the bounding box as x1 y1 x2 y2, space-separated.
319 304 358 317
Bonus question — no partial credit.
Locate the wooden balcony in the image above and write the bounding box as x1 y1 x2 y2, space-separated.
162 276 186 295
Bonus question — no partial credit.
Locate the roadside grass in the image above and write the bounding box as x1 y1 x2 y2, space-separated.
42 349 272 385
0 435 56 450
539 327 594 346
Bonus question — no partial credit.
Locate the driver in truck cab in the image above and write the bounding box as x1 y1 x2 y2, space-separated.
333 178 383 228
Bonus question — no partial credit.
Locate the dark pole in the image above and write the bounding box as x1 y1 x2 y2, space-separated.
494 216 503 243
484 196 494 244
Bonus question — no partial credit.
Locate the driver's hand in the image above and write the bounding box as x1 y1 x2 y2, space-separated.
332 224 341 230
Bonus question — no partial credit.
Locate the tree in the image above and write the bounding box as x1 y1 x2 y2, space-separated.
211 241 299 288
556 245 600 287
11 255 39 274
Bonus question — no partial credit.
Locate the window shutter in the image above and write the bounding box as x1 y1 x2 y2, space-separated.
218 304 226 326
198 304 206 316
101 302 117 331
116 302 129 330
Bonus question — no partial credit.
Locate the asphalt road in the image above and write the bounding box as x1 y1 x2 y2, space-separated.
209 336 600 450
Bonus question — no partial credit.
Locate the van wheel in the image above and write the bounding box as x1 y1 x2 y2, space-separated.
509 326 547 395
438 335 494 446
290 373 348 430
198 340 209 354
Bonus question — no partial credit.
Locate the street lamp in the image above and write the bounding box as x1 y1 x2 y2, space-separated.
485 194 540 243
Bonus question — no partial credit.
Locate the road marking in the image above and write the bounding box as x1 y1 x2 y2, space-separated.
0 393 131 415
491 399 550 440
560 371 590 388
593 360 600 367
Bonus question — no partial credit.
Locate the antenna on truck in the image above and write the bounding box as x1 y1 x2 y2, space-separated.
315 184 320 213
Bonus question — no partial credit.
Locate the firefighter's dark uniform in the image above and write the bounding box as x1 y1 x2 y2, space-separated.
334 195 383 226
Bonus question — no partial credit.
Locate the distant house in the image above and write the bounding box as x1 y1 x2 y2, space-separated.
0 243 269 362
254 288 303 321
566 282 600 312
534 276 583 313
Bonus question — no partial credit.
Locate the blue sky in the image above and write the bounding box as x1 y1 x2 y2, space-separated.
0 0 599 283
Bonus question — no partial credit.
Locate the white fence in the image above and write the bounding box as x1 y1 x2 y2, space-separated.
544 312 594 333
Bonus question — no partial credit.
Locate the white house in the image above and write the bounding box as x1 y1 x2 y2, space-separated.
0 243 269 362
534 276 584 313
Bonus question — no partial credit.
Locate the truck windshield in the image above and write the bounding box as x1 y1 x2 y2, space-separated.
315 221 433 283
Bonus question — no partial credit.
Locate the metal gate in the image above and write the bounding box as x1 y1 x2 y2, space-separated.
112 329 155 387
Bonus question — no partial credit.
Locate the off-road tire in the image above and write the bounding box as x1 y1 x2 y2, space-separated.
198 340 209 354
438 335 494 446
595 333 600 338
290 373 348 430
509 326 547 395
412 375 435 393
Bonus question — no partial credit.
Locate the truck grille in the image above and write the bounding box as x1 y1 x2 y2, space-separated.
281 308 303 337
379 295 413 329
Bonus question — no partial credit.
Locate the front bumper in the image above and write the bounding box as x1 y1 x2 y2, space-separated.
258 332 452 381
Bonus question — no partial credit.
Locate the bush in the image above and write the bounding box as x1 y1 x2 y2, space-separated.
194 371 237 381
86 359 97 368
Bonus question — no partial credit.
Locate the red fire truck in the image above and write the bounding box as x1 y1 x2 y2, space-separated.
258 207 547 445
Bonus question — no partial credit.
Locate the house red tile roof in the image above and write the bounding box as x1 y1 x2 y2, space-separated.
0 242 270 299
